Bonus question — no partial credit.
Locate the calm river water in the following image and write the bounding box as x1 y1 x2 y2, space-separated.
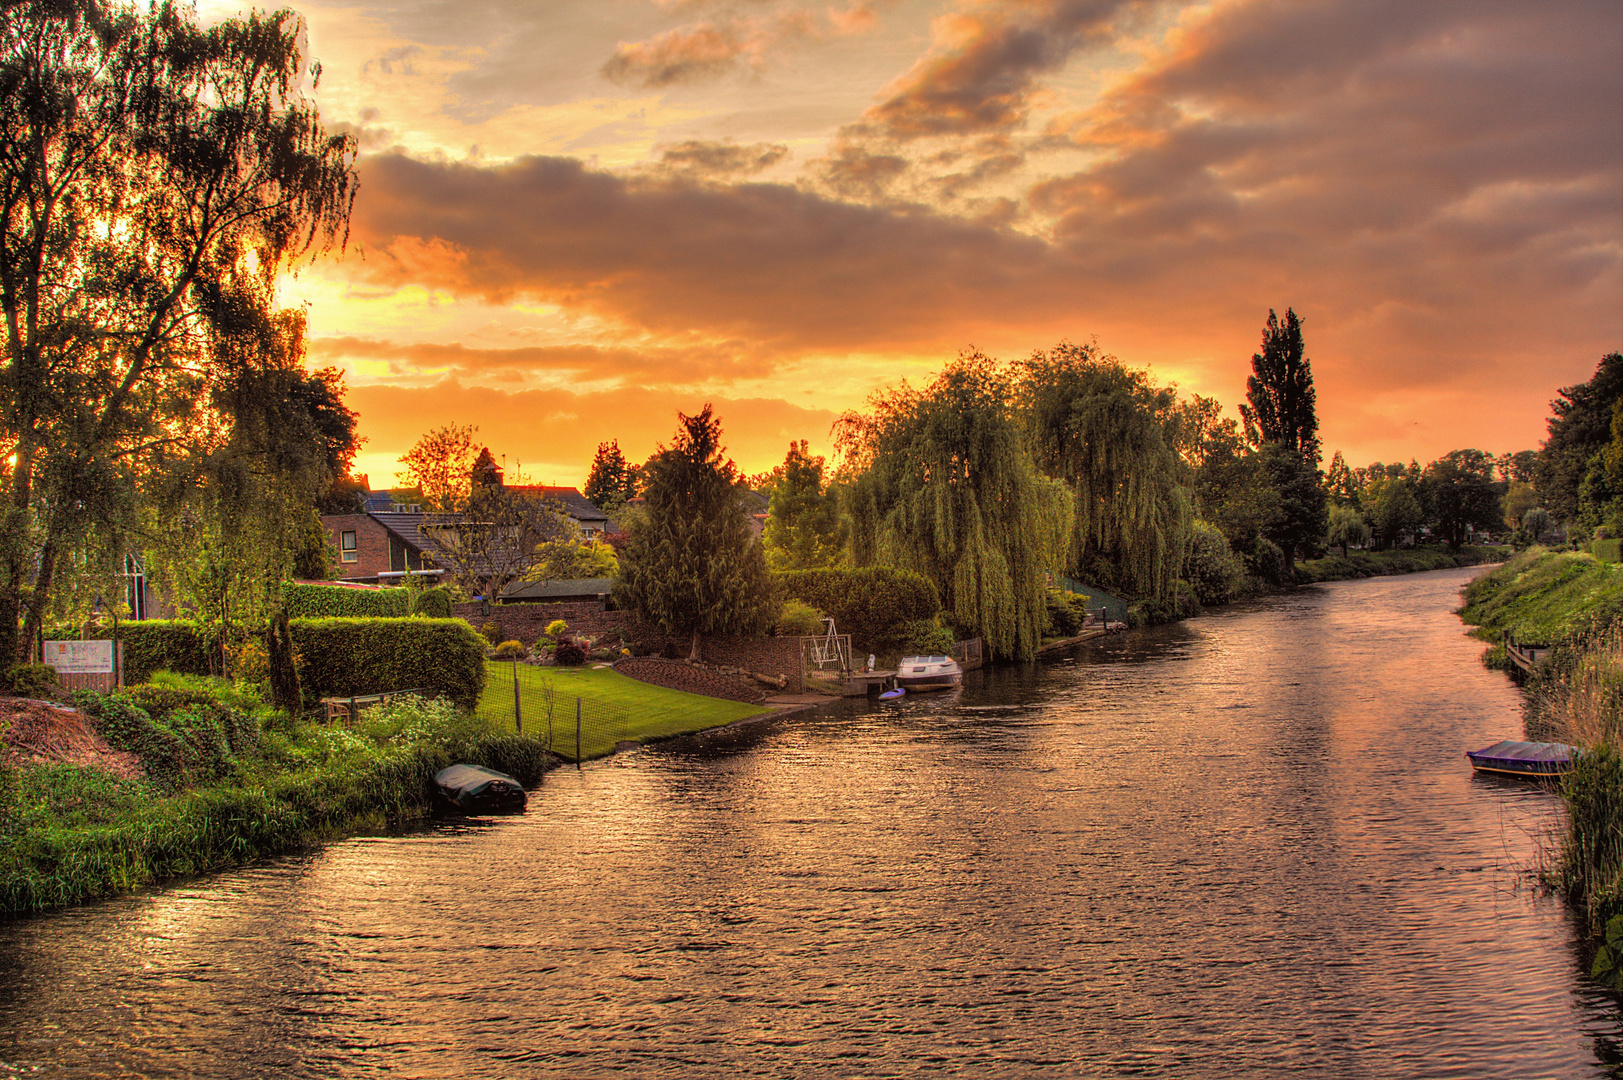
3 566 1620 1078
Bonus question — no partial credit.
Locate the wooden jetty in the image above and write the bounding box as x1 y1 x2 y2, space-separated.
1035 627 1110 658
1502 631 1545 676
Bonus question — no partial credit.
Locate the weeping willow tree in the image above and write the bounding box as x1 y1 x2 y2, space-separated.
836 353 1071 661
1019 342 1192 599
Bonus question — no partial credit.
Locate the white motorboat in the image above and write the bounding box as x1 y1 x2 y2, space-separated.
895 655 963 691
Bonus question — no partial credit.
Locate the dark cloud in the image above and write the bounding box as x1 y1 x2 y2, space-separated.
654 139 790 181
861 0 1144 139
601 22 757 87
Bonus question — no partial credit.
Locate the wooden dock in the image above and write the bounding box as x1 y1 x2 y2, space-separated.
1035 627 1111 658
841 671 898 697
1503 631 1545 675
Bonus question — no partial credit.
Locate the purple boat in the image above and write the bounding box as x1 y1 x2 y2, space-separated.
1465 739 1579 779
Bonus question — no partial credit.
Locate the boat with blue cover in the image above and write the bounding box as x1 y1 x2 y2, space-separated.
1465 740 1579 779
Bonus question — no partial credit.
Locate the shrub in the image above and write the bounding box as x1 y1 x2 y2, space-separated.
775 567 940 654
775 598 826 637
594 626 624 648
554 639 587 666
226 638 269 683
1185 521 1245 606
491 640 529 660
412 587 454 618
1043 590 1092 637
545 619 570 640
291 618 488 709
281 581 411 619
86 621 212 683
2 664 59 698
479 622 504 646
1250 537 1289 586
899 617 954 655
71 690 240 790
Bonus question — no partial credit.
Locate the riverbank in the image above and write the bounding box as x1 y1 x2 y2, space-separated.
0 678 556 916
476 663 775 760
1295 543 1507 584
1457 547 1623 980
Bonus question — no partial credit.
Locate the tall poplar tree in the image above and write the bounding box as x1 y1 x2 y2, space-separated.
615 406 775 660
762 440 847 571
837 354 1071 662
1241 309 1320 463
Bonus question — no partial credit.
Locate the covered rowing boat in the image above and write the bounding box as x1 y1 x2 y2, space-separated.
1465 740 1579 779
434 764 528 813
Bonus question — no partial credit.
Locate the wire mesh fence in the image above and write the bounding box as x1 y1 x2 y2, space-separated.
479 660 635 765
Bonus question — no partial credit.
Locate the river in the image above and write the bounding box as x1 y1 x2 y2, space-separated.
2 566 1619 1077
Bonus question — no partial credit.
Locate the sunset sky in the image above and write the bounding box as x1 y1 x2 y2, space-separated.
235 0 1619 489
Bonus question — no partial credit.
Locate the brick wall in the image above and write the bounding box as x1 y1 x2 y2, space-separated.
612 658 769 704
454 602 803 693
321 514 392 582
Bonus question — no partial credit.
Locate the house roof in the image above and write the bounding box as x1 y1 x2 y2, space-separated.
501 577 616 601
505 485 609 525
368 512 462 564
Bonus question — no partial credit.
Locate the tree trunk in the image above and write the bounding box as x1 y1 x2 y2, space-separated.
689 627 702 662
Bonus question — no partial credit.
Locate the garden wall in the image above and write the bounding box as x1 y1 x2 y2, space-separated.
455 601 803 694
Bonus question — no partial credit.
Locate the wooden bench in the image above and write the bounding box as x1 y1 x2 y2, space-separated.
320 688 427 726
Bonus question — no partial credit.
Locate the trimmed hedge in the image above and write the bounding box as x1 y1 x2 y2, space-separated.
774 567 941 654
290 617 488 709
103 621 213 682
282 582 411 619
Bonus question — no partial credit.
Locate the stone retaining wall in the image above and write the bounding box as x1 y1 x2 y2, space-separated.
612 658 769 705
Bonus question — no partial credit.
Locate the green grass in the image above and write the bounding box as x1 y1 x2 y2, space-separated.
1459 548 1623 647
477 662 769 760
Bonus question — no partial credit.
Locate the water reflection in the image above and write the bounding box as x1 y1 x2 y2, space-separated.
1 567 1619 1077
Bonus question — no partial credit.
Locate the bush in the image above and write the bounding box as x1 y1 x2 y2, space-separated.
775 567 940 654
554 640 587 666
545 619 570 640
2 664 59 698
412 587 454 618
1250 537 1289 586
776 598 826 637
1043 589 1092 637
491 640 528 660
71 690 243 790
1185 521 1245 606
85 621 212 683
281 581 411 619
899 617 954 655
291 618 488 709
479 622 504 646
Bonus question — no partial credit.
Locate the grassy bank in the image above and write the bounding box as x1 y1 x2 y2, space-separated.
477 663 770 760
1296 544 1507 584
1457 548 1623 984
0 678 556 916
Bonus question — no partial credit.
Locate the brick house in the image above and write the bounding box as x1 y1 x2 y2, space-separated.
320 511 444 585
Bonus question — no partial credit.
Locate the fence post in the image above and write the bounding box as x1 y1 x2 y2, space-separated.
512 657 522 734
576 697 582 770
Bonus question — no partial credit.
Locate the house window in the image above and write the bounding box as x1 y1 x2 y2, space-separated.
340 530 358 562
123 553 146 620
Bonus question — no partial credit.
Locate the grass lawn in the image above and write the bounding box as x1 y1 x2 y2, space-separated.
476 662 770 760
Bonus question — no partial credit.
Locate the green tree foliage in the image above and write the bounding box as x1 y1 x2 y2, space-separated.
1258 442 1328 568
1196 419 1283 561
1502 481 1541 531
615 405 776 659
1496 450 1540 485
397 424 479 514
0 2 357 661
1324 451 1360 508
1326 504 1371 557
762 440 847 571
1240 308 1320 464
774 566 940 655
837 354 1070 661
1365 476 1425 549
1536 354 1623 525
582 440 642 515
1019 342 1190 600
1421 449 1503 549
1578 401 1623 534
1183 519 1245 605
527 538 619 582
427 483 574 602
